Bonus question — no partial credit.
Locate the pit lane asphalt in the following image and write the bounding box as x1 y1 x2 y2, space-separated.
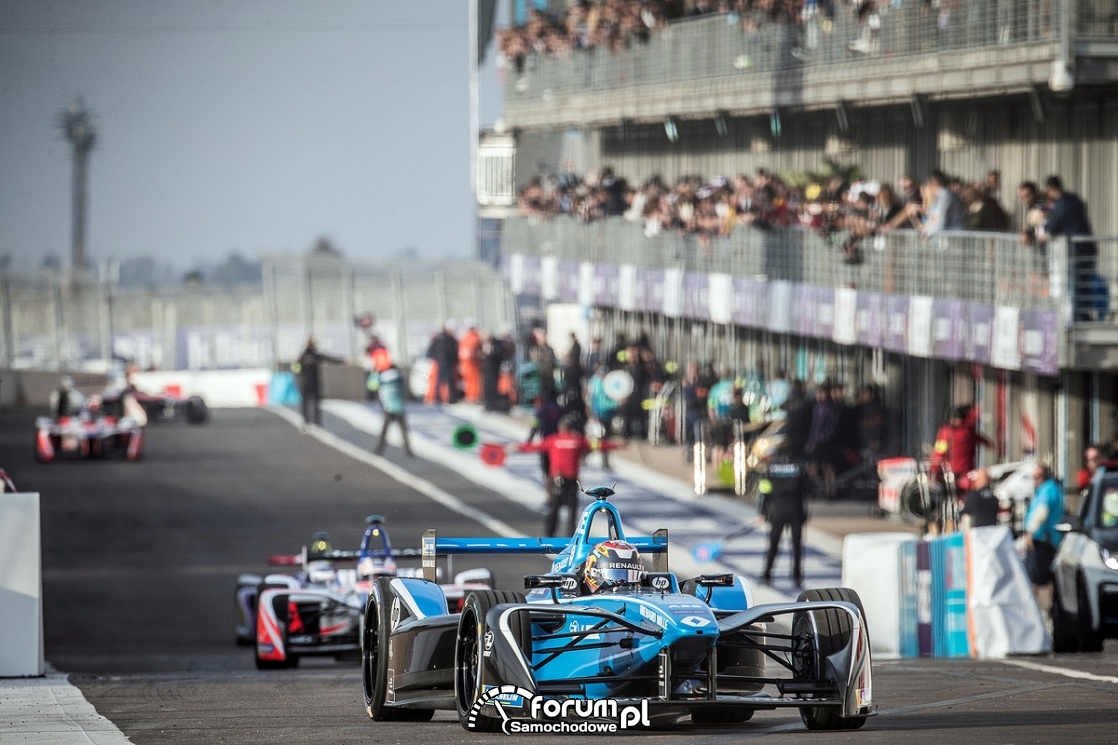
2 405 1117 745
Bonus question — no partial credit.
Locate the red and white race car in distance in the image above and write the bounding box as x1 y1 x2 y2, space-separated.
238 516 491 670
34 403 144 462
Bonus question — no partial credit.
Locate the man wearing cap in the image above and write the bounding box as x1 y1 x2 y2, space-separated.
373 363 413 458
758 443 810 587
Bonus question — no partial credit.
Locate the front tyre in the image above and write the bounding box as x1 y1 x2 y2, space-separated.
455 589 527 732
793 587 869 731
361 576 433 721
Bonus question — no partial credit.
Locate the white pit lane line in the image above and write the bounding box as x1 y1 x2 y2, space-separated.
997 658 1118 685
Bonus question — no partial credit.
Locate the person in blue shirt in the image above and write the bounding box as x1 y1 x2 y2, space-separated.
373 364 413 457
1023 461 1064 611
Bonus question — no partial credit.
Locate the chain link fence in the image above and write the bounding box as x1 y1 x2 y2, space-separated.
0 256 513 373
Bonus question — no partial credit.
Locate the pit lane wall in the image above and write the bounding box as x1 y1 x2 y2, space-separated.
0 492 44 677
842 527 1049 659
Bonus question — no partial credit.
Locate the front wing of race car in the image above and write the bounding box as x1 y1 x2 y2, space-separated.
467 596 873 728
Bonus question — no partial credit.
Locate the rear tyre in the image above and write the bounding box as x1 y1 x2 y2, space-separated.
455 589 528 732
792 587 869 731
1078 580 1105 653
362 577 434 721
1051 583 1079 653
186 397 209 424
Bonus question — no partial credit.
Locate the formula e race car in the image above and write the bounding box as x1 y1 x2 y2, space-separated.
239 516 492 669
361 486 875 732
34 405 144 462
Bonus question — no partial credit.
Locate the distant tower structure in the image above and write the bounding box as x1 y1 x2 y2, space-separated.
58 98 97 272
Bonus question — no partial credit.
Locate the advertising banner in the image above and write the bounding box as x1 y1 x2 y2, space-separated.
618 264 637 311
662 268 684 318
966 303 995 365
908 296 934 358
992 305 1021 370
558 259 580 303
1019 310 1059 376
856 291 884 347
815 286 836 340
594 264 620 307
769 280 793 333
794 284 815 337
883 295 910 353
683 272 709 320
708 273 734 324
931 299 966 360
833 287 858 346
540 256 559 301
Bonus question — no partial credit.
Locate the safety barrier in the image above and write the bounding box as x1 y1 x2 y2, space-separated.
842 526 1049 659
0 492 44 677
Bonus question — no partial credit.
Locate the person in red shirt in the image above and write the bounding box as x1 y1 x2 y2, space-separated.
930 404 992 492
518 415 620 536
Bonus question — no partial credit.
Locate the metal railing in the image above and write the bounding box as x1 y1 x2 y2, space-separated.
501 2 1107 124
503 215 1115 325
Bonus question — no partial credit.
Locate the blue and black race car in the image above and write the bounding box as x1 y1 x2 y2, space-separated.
361 486 875 732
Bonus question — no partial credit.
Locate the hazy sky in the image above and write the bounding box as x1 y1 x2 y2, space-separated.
0 1 506 272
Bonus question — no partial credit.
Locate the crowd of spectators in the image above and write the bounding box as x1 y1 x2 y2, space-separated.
497 1 1008 73
517 161 1026 259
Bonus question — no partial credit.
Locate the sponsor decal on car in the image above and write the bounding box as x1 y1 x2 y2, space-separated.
468 685 651 734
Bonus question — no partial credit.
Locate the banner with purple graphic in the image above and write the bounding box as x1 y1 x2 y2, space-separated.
883 295 909 353
519 255 542 297
931 299 966 360
558 259 579 303
1019 310 1059 377
594 264 620 307
966 303 995 365
794 284 814 337
639 269 665 313
732 276 769 328
814 286 835 340
856 291 884 347
683 272 709 320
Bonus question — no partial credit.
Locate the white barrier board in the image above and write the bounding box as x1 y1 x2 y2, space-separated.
842 532 917 659
0 492 44 676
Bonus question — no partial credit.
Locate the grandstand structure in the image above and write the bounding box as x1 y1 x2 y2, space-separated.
479 1 1118 479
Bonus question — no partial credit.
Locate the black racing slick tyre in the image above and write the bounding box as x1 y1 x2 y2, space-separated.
455 589 528 732
792 587 869 731
185 397 209 424
1078 580 1105 653
362 576 434 722
1051 584 1079 653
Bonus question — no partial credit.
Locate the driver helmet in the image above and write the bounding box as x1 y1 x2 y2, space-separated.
584 539 647 593
308 531 332 558
306 559 336 585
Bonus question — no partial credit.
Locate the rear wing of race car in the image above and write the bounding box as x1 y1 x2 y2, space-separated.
268 547 423 569
420 529 669 582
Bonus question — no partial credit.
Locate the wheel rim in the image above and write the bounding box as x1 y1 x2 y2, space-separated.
791 615 817 683
362 602 379 707
456 609 481 715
